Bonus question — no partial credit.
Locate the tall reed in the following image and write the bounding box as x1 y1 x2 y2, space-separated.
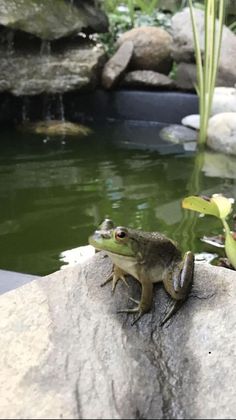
188 0 226 145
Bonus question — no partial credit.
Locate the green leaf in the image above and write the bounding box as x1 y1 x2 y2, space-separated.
225 231 236 270
182 196 220 217
211 195 232 219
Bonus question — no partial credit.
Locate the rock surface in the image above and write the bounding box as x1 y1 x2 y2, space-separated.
116 26 173 74
212 87 236 115
122 70 175 88
0 42 106 95
101 41 134 89
160 124 197 144
181 114 200 130
0 0 108 40
1 252 236 419
172 8 236 88
207 112 236 156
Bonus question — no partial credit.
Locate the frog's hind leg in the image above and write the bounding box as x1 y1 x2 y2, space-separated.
117 280 153 325
161 251 194 326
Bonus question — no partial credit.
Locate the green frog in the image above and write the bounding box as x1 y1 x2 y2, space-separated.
89 219 194 325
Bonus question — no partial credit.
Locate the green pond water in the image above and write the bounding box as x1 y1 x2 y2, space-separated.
0 121 235 276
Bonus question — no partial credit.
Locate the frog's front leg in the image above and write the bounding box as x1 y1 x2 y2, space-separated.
117 280 153 325
100 264 129 293
161 251 194 326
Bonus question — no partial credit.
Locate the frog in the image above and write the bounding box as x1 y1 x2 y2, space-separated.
89 219 194 325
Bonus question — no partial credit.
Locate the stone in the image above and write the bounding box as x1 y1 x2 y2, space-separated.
19 120 92 137
101 41 134 89
160 124 198 143
0 42 106 95
181 114 200 130
0 0 108 40
175 62 235 91
1 252 236 418
122 70 175 89
212 87 236 115
207 112 236 155
116 27 173 74
171 8 236 88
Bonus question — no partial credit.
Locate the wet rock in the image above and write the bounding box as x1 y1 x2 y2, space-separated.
207 112 236 156
181 114 200 130
212 87 236 115
122 70 175 89
101 41 134 89
0 0 108 40
19 120 92 137
1 252 236 419
0 42 106 95
171 8 236 88
160 124 197 144
116 27 173 74
175 62 234 91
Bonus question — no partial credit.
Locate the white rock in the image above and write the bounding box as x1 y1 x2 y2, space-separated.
207 112 236 155
181 114 200 130
212 87 236 115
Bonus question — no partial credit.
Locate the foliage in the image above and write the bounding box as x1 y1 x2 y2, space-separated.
98 7 172 55
188 0 226 145
182 194 236 269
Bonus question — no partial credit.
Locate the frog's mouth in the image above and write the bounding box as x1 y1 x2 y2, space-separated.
89 230 135 257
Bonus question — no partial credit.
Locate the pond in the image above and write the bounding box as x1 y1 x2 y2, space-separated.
0 120 235 276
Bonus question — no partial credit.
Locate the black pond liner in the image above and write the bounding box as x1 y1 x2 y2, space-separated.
0 90 199 293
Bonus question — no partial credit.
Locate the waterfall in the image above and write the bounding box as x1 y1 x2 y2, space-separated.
40 40 51 56
6 30 14 56
22 97 30 123
58 94 65 123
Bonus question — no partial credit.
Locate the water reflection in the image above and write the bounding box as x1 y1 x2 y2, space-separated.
0 123 235 275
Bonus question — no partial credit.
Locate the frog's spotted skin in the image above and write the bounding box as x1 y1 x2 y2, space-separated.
89 219 194 325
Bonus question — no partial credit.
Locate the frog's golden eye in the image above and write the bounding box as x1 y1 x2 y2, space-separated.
115 228 128 242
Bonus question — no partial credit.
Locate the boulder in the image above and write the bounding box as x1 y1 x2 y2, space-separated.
171 8 236 88
0 0 108 40
116 27 173 74
207 112 236 155
212 87 236 115
101 41 134 89
181 114 200 130
175 62 236 91
122 70 175 89
1 252 236 419
0 42 106 95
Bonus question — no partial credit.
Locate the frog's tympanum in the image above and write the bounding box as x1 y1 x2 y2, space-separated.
89 219 194 325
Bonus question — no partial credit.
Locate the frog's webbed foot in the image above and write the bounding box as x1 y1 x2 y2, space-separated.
117 303 144 325
160 300 183 326
117 282 153 325
100 265 129 293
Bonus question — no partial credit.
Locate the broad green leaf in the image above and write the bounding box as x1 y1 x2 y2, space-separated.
211 195 232 219
182 196 220 217
225 232 236 270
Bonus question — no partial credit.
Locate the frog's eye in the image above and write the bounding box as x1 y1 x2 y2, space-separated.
115 228 128 242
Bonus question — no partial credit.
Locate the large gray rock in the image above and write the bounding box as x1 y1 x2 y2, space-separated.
0 42 106 95
122 70 175 88
101 41 134 89
0 0 108 40
175 61 236 91
1 252 236 419
171 8 236 88
116 27 173 74
207 112 236 156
